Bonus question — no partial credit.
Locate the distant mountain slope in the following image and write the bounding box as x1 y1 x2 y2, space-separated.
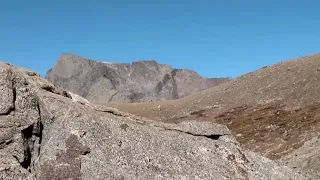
46 54 230 103
110 53 320 121
108 53 320 179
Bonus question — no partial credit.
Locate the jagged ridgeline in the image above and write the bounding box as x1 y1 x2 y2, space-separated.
46 54 231 103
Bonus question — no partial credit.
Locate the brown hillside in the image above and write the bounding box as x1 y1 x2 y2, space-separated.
108 53 320 161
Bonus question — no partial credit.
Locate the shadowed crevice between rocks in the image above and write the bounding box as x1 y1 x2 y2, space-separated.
13 97 44 173
20 125 34 170
161 127 223 141
17 120 44 172
35 102 44 156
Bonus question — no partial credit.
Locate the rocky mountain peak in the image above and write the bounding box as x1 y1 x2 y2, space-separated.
46 54 231 103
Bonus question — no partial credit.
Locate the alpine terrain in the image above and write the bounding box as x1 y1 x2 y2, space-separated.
46 54 230 103
0 61 310 179
109 53 320 179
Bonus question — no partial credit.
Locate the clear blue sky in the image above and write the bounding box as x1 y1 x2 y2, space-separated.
1 0 319 78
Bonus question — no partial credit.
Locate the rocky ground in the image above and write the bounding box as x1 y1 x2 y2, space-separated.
0 61 312 179
109 53 320 179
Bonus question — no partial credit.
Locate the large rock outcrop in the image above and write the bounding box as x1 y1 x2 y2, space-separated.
0 62 309 179
46 54 230 103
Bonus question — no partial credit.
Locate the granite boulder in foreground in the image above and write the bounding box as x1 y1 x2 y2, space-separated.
0 62 309 179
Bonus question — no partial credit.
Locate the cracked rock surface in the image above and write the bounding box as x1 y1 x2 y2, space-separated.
0 62 309 179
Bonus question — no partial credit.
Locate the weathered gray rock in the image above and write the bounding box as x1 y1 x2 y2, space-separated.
279 135 320 179
46 54 230 103
0 64 43 180
0 62 309 179
150 120 232 137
